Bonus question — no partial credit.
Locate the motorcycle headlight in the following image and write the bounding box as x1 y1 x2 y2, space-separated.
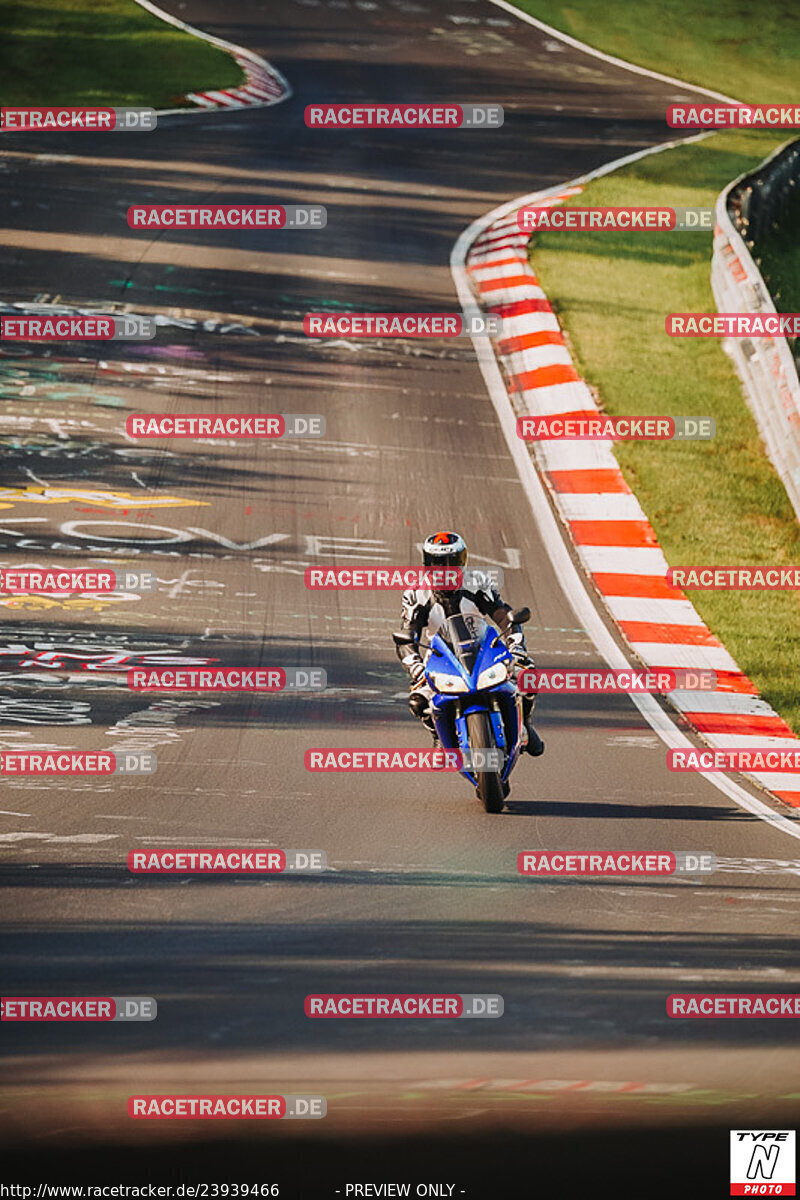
477 661 509 690
430 672 468 694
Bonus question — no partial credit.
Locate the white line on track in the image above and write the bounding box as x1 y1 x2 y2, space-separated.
450 26 799 843
484 0 741 103
0 832 119 844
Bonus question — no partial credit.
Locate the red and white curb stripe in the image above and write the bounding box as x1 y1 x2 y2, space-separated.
133 0 291 115
187 50 288 110
466 191 800 811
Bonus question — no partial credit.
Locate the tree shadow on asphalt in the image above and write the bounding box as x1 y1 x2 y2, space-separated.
0 917 798 1059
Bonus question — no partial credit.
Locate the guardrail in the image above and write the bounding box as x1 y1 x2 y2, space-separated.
710 138 800 522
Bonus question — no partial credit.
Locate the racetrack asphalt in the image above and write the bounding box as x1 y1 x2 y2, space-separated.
0 1 798 1193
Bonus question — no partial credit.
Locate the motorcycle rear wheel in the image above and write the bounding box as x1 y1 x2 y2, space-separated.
466 710 505 813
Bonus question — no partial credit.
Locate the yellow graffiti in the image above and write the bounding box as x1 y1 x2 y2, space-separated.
0 486 207 510
0 594 139 612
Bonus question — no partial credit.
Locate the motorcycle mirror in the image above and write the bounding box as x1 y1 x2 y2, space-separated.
392 631 415 646
510 606 531 625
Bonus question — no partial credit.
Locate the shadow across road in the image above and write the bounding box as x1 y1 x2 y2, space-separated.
1 917 799 1059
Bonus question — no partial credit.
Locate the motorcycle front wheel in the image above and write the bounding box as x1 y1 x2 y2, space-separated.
466 709 505 813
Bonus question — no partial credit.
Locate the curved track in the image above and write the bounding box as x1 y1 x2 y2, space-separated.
0 1 798 1191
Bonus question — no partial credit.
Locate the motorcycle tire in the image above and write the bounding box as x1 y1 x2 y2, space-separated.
466 709 505 813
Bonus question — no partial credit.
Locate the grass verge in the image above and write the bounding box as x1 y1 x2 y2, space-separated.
507 0 799 103
0 0 243 108
530 131 800 733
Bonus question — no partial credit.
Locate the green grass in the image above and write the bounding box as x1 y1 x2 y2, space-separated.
530 131 800 732
0 0 243 108
508 0 799 103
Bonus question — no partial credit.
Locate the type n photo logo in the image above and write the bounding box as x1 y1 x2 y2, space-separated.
730 1131 796 1195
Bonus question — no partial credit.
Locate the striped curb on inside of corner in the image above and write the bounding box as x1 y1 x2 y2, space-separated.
466 188 800 811
132 0 290 114
186 50 288 110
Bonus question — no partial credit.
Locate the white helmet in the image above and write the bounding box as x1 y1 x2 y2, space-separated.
422 531 468 569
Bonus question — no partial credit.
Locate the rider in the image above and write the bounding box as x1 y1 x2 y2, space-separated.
394 531 544 756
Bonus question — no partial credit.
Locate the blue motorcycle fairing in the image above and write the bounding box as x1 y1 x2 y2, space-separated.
424 617 524 786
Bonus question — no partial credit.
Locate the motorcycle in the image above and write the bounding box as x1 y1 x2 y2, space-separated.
422 607 531 813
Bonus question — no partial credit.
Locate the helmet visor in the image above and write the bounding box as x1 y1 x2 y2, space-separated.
423 545 467 569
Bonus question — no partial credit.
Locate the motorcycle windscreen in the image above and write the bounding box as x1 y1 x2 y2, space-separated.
436 613 499 677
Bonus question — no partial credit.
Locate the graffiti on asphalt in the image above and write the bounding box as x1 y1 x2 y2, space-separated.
0 696 92 725
0 486 206 510
0 594 140 612
0 647 217 672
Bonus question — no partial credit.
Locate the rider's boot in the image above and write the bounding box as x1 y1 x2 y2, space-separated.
424 715 441 751
522 695 544 757
409 688 440 749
